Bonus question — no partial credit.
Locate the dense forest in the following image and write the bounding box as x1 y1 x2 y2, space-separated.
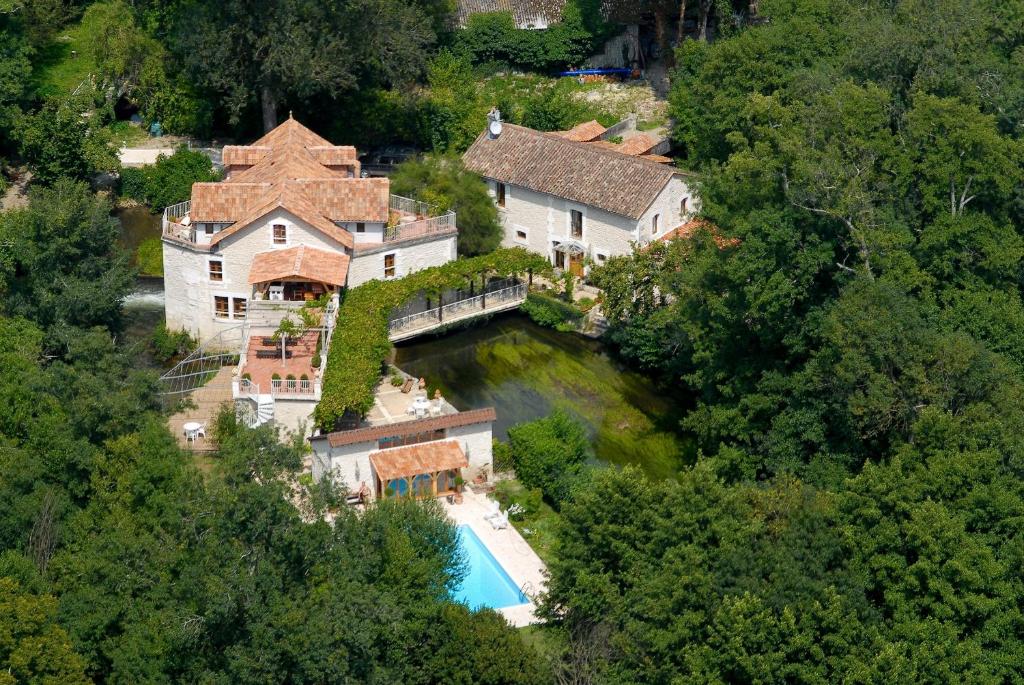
2 0 1024 683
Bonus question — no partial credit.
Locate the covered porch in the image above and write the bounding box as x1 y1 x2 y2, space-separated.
371 440 468 500
552 239 586 277
248 245 349 302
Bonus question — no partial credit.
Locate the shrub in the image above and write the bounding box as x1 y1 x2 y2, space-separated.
135 237 163 276
507 410 589 508
455 4 594 73
390 373 404 387
118 147 218 209
520 292 583 331
271 372 281 381
151 324 196 364
492 439 514 473
576 296 596 313
118 167 148 201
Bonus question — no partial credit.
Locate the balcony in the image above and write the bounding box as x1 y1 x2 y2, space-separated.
161 200 212 251
382 195 457 244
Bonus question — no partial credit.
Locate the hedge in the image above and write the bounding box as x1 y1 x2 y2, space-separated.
315 248 550 430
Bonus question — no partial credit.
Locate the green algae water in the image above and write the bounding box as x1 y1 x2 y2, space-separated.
394 313 695 481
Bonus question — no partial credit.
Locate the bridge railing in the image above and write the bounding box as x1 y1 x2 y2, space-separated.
388 281 526 338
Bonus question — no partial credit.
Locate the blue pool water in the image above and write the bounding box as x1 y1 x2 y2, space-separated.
453 525 529 610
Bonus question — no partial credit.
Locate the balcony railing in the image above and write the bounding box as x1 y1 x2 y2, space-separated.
271 378 319 399
161 200 212 250
386 194 456 243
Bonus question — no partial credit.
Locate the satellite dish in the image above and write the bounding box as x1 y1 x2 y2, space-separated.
488 120 503 138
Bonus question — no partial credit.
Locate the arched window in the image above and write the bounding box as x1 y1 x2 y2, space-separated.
680 197 689 217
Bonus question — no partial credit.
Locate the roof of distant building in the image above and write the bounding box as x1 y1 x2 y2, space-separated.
456 0 566 28
190 116 388 249
248 244 350 286
370 440 469 481
317 407 497 448
555 120 607 142
463 123 687 220
659 219 740 249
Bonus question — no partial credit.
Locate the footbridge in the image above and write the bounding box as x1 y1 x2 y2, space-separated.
388 280 527 342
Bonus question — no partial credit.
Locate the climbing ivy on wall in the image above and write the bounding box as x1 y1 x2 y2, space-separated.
315 248 550 430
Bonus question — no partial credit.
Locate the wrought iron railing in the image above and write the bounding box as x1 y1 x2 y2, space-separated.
388 282 526 337
158 324 242 396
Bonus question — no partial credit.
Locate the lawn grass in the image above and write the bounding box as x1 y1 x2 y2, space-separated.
493 478 562 567
32 3 115 98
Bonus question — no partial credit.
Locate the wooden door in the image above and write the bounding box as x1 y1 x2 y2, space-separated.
569 254 584 278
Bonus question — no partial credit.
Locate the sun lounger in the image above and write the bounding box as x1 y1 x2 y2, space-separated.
400 378 414 393
482 500 501 520
488 511 509 530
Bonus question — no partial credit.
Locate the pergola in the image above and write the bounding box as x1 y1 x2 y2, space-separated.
371 440 469 499
249 245 349 301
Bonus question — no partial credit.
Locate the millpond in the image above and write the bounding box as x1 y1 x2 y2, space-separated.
395 313 694 481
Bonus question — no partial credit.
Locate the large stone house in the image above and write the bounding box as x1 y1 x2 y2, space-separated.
463 114 699 276
160 117 458 434
161 116 457 345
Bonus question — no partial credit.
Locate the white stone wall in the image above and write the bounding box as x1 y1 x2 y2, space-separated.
336 221 386 244
162 240 246 345
493 182 637 263
448 423 494 483
637 175 701 243
489 176 700 268
348 235 457 288
272 398 318 439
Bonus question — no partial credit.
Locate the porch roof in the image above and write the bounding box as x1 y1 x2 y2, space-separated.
248 245 349 286
370 440 468 481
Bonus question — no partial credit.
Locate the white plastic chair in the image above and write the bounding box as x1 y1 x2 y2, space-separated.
196 424 206 439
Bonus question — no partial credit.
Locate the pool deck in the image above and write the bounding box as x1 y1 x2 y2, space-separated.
443 489 548 627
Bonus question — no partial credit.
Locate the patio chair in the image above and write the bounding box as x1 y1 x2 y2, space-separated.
482 500 501 520
196 424 206 439
489 510 509 530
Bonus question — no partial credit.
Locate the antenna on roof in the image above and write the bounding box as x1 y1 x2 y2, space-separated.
487 108 503 140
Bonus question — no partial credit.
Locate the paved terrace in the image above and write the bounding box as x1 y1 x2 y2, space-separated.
443 489 548 627
363 375 459 427
167 366 234 452
241 329 319 395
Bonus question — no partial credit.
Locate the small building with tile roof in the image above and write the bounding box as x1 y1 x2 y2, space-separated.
463 115 700 274
161 116 458 346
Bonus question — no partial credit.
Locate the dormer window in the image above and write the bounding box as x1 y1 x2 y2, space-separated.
273 224 287 244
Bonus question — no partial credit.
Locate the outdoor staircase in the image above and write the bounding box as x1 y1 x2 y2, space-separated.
256 395 275 425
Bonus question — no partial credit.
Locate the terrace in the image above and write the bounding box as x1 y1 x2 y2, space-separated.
161 195 456 250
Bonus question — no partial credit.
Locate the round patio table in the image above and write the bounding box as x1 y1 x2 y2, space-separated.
183 421 202 442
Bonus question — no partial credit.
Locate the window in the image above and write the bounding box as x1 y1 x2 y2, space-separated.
680 197 689 216
273 224 287 244
652 214 660 234
356 222 365 233
496 182 506 207
232 297 247 319
214 296 229 318
516 229 527 241
570 210 583 238
204 223 214 235
208 260 223 282
595 252 607 264
384 253 396 278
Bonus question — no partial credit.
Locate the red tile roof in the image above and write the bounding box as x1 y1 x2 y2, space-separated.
556 120 607 142
189 116 384 246
248 245 350 286
319 407 497 447
463 123 686 220
370 440 468 480
659 219 740 248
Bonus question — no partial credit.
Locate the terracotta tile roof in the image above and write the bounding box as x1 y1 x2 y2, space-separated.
642 154 674 164
319 407 497 448
370 440 469 480
222 146 271 166
456 0 566 27
618 134 657 156
556 120 606 142
190 116 388 244
659 219 740 249
302 179 389 222
463 123 685 220
191 182 270 221
209 181 355 249
248 245 350 286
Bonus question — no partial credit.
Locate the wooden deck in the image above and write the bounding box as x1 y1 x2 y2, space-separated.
167 367 234 452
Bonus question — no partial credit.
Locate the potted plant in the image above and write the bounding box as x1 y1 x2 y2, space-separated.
286 374 297 390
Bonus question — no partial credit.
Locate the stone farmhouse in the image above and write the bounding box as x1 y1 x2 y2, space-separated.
463 112 700 276
160 117 459 432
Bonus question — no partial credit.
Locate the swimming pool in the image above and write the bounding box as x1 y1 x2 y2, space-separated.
453 525 529 610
